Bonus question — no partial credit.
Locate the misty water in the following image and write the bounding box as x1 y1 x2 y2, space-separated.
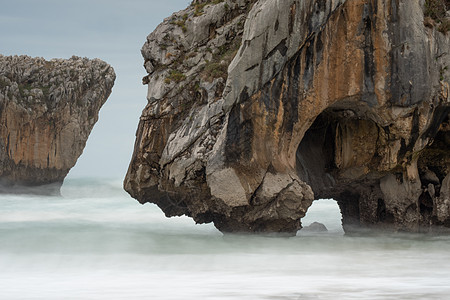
1 179 450 299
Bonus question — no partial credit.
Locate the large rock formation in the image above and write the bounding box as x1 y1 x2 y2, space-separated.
125 0 450 235
0 55 115 194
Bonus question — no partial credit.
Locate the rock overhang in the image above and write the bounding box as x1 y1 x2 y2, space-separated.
125 0 450 235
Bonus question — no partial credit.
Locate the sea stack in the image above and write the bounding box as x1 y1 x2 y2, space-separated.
125 0 450 235
0 55 115 194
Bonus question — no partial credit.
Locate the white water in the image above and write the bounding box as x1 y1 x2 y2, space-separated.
1 179 450 299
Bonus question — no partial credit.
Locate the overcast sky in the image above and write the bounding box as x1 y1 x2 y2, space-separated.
1 0 189 179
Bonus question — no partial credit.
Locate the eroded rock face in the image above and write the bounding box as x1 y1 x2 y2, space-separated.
125 0 450 235
0 55 115 194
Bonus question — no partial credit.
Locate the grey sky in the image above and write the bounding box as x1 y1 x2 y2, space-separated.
1 0 189 179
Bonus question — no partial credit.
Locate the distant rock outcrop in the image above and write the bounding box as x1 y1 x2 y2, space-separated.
125 0 450 235
0 55 115 194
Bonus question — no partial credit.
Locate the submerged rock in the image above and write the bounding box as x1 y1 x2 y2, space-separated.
301 222 328 233
0 55 115 194
125 0 450 235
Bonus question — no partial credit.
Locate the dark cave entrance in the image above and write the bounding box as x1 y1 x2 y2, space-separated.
295 106 381 234
296 105 450 233
296 111 337 197
417 112 450 227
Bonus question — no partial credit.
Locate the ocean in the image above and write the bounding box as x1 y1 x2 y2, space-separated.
1 178 450 299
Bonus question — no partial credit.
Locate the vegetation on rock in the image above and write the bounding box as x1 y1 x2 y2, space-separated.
201 41 241 82
424 0 450 34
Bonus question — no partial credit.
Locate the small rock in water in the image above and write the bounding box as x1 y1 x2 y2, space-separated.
302 222 328 232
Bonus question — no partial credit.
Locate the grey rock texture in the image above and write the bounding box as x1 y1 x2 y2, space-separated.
0 55 115 194
125 0 450 235
301 222 328 233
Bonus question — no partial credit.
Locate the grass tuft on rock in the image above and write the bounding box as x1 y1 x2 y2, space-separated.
165 69 186 84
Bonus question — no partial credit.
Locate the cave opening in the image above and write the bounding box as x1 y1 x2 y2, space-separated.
296 110 337 197
417 111 450 227
418 112 450 190
299 199 344 235
296 105 381 234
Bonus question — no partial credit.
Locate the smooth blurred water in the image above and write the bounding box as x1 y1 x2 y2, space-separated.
1 178 450 299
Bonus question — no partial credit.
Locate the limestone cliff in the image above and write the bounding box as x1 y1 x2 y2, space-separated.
0 55 115 193
125 0 450 235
